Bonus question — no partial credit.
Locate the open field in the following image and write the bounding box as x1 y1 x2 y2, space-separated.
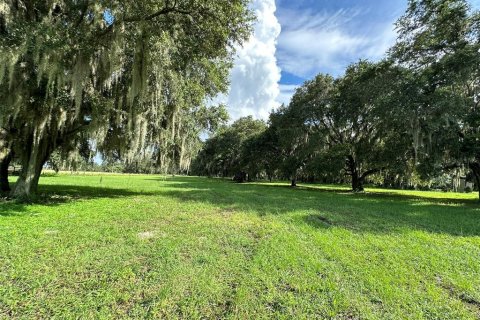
1 174 480 319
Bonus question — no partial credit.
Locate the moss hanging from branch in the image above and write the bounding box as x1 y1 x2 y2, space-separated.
0 0 253 197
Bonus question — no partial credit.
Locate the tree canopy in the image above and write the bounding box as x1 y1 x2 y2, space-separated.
0 0 253 197
191 116 266 179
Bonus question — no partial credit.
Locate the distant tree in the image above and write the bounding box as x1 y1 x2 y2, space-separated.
192 116 266 179
337 62 418 191
275 62 409 191
241 125 282 181
265 104 315 187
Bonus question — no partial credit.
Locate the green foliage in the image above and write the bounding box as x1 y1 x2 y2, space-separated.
192 116 267 178
393 0 474 67
391 0 480 197
46 152 62 174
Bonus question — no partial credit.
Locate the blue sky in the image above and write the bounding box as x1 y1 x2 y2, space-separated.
275 0 407 105
225 0 480 119
277 0 406 80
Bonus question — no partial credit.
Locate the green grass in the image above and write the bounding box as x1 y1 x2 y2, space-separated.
1 174 479 319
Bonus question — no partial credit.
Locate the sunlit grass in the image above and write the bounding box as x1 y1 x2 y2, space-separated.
250 181 478 201
1 175 479 319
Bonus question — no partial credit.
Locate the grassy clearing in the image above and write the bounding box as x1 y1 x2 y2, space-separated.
1 174 480 319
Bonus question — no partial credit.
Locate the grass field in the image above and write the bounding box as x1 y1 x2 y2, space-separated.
1 174 479 319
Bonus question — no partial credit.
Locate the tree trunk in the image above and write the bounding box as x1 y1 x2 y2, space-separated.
0 127 13 193
469 162 480 201
291 178 297 187
352 173 364 192
0 150 13 193
11 133 54 199
346 155 363 192
346 156 382 192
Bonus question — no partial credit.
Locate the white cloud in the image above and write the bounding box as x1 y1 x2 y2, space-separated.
277 8 398 78
278 84 298 107
224 0 282 120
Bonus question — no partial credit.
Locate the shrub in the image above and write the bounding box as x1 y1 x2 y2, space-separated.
465 186 473 193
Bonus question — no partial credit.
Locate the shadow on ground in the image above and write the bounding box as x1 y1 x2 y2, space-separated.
153 177 480 237
0 184 155 217
2 176 479 237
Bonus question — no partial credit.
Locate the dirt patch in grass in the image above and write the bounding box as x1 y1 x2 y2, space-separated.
436 275 480 311
304 214 333 227
138 231 156 240
44 230 59 235
459 293 480 310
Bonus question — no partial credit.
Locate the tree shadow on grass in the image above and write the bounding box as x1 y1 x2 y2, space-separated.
154 177 480 237
2 176 480 236
248 182 479 206
0 184 155 217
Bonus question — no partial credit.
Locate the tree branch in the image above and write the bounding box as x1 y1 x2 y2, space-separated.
96 3 195 38
360 167 384 179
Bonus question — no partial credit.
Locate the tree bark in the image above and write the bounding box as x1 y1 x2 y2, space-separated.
0 127 13 193
351 172 364 192
346 155 363 192
11 132 54 199
0 150 13 193
346 155 382 192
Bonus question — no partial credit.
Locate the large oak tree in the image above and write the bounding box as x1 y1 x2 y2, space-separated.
0 0 253 198
392 0 480 198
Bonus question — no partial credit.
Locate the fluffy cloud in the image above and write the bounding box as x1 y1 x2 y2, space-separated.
225 0 282 120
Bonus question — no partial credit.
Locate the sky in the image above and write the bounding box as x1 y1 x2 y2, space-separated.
224 0 480 120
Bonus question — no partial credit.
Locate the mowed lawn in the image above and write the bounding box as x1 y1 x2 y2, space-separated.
1 175 480 319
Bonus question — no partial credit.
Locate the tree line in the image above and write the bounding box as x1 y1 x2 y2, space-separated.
193 0 480 199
